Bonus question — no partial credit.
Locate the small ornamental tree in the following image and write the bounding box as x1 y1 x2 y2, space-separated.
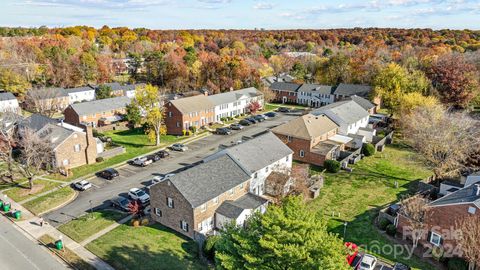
324 159 341 173
362 143 375 156
248 101 261 115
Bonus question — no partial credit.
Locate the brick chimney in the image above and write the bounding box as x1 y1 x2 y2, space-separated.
81 124 97 165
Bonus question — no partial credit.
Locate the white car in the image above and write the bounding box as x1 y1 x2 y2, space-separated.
73 180 92 191
131 157 153 167
128 188 150 204
171 143 188 152
148 174 175 189
358 254 377 270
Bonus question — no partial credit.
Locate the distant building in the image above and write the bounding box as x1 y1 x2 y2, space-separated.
63 96 131 128
0 92 20 113
62 86 96 104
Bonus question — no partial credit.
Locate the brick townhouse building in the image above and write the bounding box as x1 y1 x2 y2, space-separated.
271 114 349 167
19 114 97 169
150 132 292 240
396 183 480 260
164 95 215 135
269 82 301 104
63 96 131 128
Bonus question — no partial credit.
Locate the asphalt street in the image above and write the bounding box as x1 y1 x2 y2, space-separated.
45 113 298 227
0 217 69 270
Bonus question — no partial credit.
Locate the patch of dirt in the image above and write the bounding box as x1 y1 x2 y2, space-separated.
18 184 45 196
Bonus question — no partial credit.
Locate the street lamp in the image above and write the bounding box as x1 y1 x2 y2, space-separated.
343 222 348 240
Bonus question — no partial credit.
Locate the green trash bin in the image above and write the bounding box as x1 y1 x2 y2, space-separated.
55 240 63 250
13 210 21 220
3 203 10 212
0 200 3 208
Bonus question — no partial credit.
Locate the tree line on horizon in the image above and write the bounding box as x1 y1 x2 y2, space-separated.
0 26 479 109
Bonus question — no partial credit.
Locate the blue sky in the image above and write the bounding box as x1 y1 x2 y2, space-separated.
2 0 480 29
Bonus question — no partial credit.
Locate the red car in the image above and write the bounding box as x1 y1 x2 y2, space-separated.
345 242 359 266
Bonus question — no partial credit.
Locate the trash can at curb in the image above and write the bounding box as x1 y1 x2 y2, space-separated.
3 203 11 212
55 240 63 251
13 210 21 220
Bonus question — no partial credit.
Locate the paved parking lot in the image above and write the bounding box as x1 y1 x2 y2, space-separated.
44 113 298 227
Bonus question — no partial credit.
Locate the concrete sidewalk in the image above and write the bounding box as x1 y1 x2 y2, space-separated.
0 195 115 270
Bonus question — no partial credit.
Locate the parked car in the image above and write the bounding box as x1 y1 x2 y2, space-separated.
277 107 290 112
131 157 153 167
146 154 161 162
216 127 232 135
128 188 150 204
245 117 258 124
229 123 244 130
239 119 251 126
392 263 411 270
73 180 92 191
96 168 119 180
155 150 170 158
110 196 131 212
253 115 265 122
170 143 188 152
358 254 377 270
345 242 358 266
265 112 277 118
151 173 176 185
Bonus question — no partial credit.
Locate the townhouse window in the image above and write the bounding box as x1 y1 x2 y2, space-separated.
286 155 289 162
200 203 207 212
429 232 442 246
212 197 219 204
265 166 269 173
154 208 162 217
254 172 258 178
176 121 180 128
62 159 69 166
299 150 305 158
228 188 234 195
180 220 189 232
167 197 174 208
74 144 81 152
287 136 292 142
168 111 173 117
468 206 477 214
240 183 244 189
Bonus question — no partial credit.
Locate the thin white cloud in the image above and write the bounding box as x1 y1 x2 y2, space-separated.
253 2 274 10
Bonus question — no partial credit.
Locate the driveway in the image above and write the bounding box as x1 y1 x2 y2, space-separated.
44 113 297 227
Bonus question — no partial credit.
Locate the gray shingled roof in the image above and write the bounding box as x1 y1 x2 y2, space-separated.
297 84 333 95
312 100 369 125
429 184 480 208
0 92 16 101
100 82 123 91
350 95 375 111
270 82 301 92
207 87 261 106
221 132 293 174
62 86 95 94
36 123 74 149
69 96 131 116
333 83 372 97
168 155 251 207
20 114 59 132
216 193 268 218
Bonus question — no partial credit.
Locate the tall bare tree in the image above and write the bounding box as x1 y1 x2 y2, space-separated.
399 195 430 248
400 104 480 179
456 215 480 270
259 86 276 104
25 88 65 117
0 113 20 183
17 128 54 189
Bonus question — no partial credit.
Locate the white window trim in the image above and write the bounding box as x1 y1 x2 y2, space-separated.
299 150 305 158
200 203 207 212
181 220 188 231
429 232 442 246
468 206 477 214
167 197 174 208
154 208 162 217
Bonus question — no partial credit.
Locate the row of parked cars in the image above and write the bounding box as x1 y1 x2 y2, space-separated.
215 112 277 135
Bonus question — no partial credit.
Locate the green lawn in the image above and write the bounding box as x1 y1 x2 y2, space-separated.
23 186 76 215
86 223 207 270
58 210 126 243
4 179 61 202
48 128 187 181
264 102 308 111
39 234 96 270
308 143 434 269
